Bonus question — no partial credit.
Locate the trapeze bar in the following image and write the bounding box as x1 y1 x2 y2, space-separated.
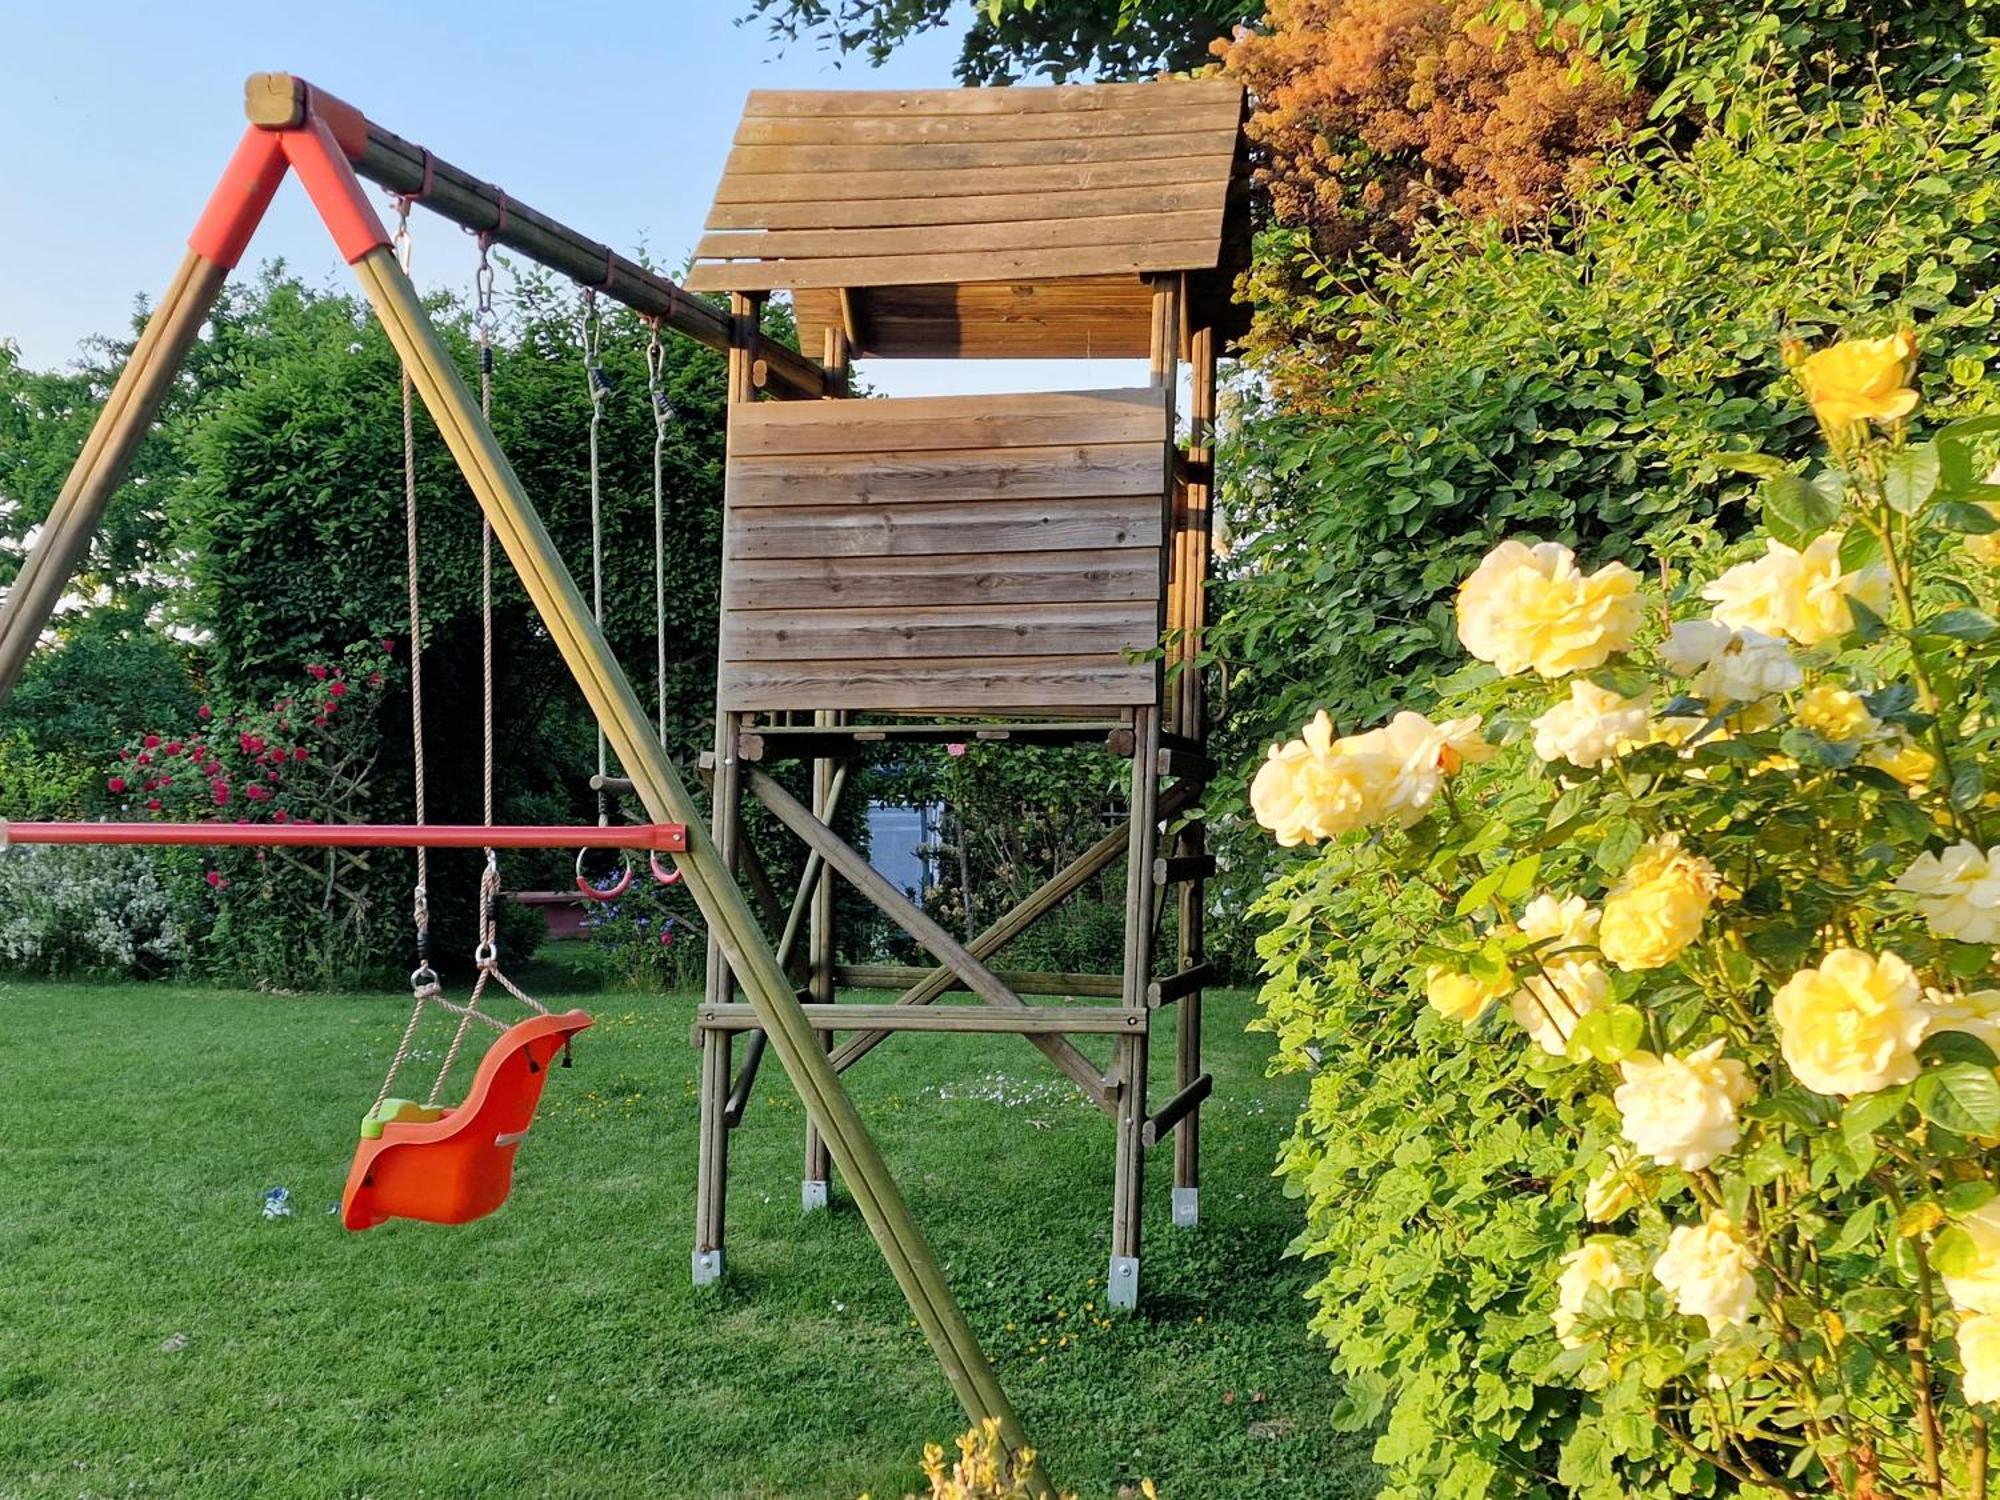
0 822 689 852
239 73 829 401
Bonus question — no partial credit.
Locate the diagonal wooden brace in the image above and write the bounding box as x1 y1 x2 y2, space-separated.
745 768 1115 1115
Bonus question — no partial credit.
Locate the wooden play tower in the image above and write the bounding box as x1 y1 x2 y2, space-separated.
679 79 1247 1308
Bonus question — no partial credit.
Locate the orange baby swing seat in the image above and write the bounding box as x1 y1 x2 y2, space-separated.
341 1008 594 1231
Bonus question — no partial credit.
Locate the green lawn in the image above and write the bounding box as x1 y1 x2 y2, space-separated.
0 953 1374 1499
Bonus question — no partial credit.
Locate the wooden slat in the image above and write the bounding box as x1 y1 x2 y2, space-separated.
698 210 1218 265
709 156 1223 207
720 655 1154 712
795 279 1160 361
723 129 1237 176
728 442 1168 508
695 1003 1141 1035
730 388 1167 457
836 965 1127 998
723 601 1155 662
725 548 1161 611
735 103 1241 148
689 238 1221 292
742 82 1242 119
727 496 1160 562
707 183 1227 233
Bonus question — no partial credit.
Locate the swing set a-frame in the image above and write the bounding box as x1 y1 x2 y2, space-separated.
0 73 1248 1489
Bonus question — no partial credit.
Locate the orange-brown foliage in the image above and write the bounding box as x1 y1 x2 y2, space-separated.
1216 0 1644 262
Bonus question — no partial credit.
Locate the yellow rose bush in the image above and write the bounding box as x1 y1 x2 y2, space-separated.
1250 335 2000 1497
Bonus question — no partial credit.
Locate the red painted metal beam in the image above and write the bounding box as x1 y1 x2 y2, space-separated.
0 822 688 852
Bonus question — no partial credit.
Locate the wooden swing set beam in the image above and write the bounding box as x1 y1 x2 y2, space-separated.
0 89 1047 1496
242 74 830 402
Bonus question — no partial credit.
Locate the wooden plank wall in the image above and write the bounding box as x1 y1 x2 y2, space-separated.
686 81 1243 295
719 388 1171 713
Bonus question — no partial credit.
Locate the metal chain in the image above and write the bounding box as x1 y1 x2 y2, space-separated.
644 318 672 746
582 289 611 805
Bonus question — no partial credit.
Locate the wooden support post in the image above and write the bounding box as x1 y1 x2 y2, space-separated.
345 246 1046 1491
746 768 1114 1114
1172 320 1217 1229
803 706 841 1211
0 252 230 705
693 288 763 1287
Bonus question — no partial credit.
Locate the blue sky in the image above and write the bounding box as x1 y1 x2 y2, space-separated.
0 0 1142 396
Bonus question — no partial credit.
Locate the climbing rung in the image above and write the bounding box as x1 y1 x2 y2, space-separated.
1155 745 1215 784
1151 854 1215 886
1147 962 1213 1009
837 963 1123 998
693 1003 1142 1035
1141 1073 1212 1147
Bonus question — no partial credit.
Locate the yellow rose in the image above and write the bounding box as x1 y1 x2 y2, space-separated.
1653 1213 1759 1331
1896 843 2000 945
1425 965 1509 1025
1794 329 1918 428
1770 948 1930 1097
1530 681 1652 769
1865 734 1935 788
1249 710 1396 846
1509 893 1606 1055
1943 1202 2000 1316
1613 1039 1752 1170
1965 503 2000 568
1960 1312 2000 1405
1455 540 1643 679
1553 1239 1633 1348
1344 710 1492 828
1584 1147 1642 1223
1598 834 1719 971
1703 534 1889 647
1795 682 1879 742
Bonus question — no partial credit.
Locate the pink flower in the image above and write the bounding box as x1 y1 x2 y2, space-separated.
204 870 228 891
107 776 128 793
165 741 184 756
201 760 220 776
264 770 279 783
211 782 231 808
946 742 968 758
314 715 329 728
328 681 348 698
245 783 271 802
239 733 263 755
197 705 212 720
307 664 329 681
382 638 396 654
272 809 290 824
292 747 308 764
367 673 383 688
143 734 161 749
145 798 162 811
118 748 132 761
136 752 153 766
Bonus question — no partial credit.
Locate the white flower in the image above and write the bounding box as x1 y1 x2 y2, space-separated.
1896 844 2000 945
1654 1213 1759 1331
1509 894 1606 1055
1703 534 1889 646
1961 1312 2000 1404
1530 681 1653 769
1613 1039 1753 1170
1705 629 1803 705
1553 1240 1633 1347
1660 618 1734 675
1926 987 2000 1057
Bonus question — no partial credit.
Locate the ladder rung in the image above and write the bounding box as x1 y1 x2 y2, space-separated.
693 1003 1144 1035
1147 962 1214 1008
1151 854 1215 886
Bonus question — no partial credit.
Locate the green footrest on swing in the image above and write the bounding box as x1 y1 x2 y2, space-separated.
360 1098 449 1140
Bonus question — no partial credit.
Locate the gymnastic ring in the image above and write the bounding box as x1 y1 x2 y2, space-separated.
650 850 683 887
575 847 634 902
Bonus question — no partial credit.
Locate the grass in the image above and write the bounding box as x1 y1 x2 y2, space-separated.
0 950 1375 1499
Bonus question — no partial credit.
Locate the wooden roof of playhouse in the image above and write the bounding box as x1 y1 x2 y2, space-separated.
684 78 1250 360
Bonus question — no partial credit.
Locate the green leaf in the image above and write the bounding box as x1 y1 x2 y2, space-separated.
1933 1224 1982 1279
1841 1087 1909 1143
1952 758 1987 813
1830 1200 1883 1255
1760 471 1843 547
1711 450 1788 478
1779 727 1859 769
1594 818 1642 877
1927 608 2000 642
1883 442 1942 516
1932 500 2000 534
1567 1004 1645 1065
1945 1180 1998 1216
1913 1062 2000 1138
1496 852 1542 902
1455 866 1506 918
1921 1029 1999 1069
1939 413 2000 444
1847 594 1888 643
1840 526 1883 574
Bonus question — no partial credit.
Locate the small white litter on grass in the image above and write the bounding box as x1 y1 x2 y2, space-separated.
159 1332 188 1353
261 1187 292 1219
922 1072 1086 1110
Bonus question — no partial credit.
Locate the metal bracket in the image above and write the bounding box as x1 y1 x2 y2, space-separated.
801 1180 829 1213
1172 1187 1200 1229
1107 1255 1140 1311
692 1248 724 1287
